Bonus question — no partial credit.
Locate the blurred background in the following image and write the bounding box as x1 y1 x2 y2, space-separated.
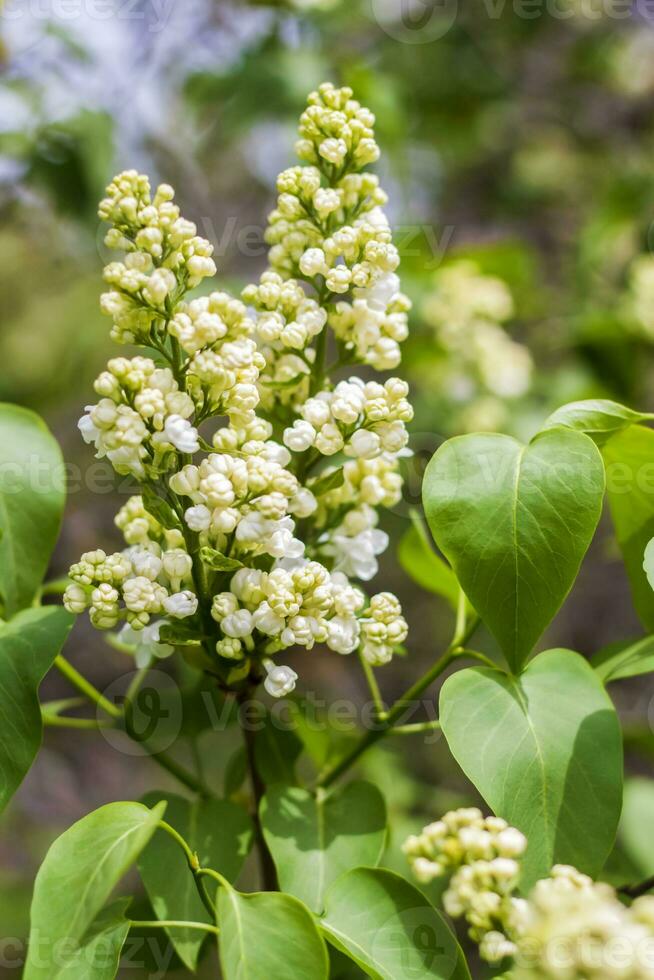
3 0 654 975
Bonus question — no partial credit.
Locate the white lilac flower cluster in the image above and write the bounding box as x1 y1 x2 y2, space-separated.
64 84 409 698
64 546 196 631
405 808 654 977
403 807 528 963
512 867 654 980
421 260 533 432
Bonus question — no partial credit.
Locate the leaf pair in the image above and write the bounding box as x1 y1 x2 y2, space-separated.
258 781 470 979
216 866 471 980
138 792 253 971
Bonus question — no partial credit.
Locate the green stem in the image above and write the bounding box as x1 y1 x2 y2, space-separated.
197 867 230 890
240 692 279 891
39 577 70 597
158 820 217 919
134 738 211 797
54 655 122 719
317 595 479 788
618 875 654 899
459 649 498 670
159 819 198 866
391 721 441 736
130 920 219 936
123 662 152 709
42 713 111 730
55 655 209 795
358 652 385 720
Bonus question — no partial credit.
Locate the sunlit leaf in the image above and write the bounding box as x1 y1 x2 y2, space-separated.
440 649 623 887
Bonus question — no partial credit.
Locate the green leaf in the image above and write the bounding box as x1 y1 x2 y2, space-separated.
141 486 180 530
440 649 623 887
25 800 166 980
55 899 131 979
310 467 345 497
0 404 67 615
138 792 253 971
423 429 605 671
199 547 244 572
254 711 303 785
320 868 471 980
542 399 653 445
261 782 387 913
217 886 329 980
620 778 654 876
0 606 74 814
603 426 654 631
397 511 459 610
593 635 654 683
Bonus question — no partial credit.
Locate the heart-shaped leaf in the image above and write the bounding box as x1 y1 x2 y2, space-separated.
0 605 74 814
138 792 253 971
217 886 329 980
320 868 471 980
440 649 623 887
261 782 387 913
423 428 605 671
0 404 67 616
25 800 166 979
603 425 654 631
542 399 653 445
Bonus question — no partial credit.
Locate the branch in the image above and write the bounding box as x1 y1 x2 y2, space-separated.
618 875 654 899
54 654 211 796
390 721 441 736
240 690 279 891
54 655 122 719
130 920 219 936
159 820 217 919
316 596 479 788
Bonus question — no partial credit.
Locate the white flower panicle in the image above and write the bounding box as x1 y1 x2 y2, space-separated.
405 809 654 977
67 83 410 696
